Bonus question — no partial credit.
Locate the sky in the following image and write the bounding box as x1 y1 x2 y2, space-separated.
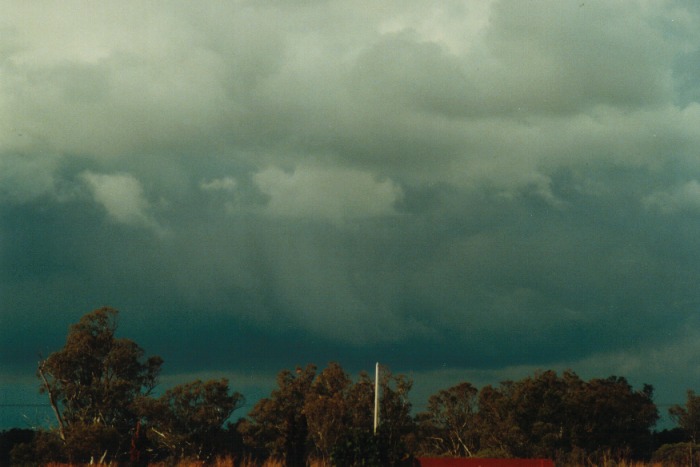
2 0 700 430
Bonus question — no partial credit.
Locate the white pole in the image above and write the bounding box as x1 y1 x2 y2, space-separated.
373 362 379 434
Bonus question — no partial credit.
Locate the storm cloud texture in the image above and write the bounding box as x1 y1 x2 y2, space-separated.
3 0 700 428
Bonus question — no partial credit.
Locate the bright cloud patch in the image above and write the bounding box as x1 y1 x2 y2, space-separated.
80 171 158 229
644 180 700 214
253 166 403 223
200 176 238 192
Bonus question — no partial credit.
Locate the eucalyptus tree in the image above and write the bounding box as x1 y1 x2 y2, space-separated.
304 362 353 461
240 362 415 466
416 382 480 457
37 307 163 462
476 370 658 463
137 378 244 461
670 390 700 445
239 364 317 466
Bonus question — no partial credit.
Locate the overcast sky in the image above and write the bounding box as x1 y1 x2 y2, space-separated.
3 0 700 429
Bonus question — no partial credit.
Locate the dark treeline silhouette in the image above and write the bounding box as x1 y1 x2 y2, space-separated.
2 308 700 465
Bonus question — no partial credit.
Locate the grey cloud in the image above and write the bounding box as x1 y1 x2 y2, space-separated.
4 0 700 429
485 1 676 112
0 153 59 202
674 49 700 106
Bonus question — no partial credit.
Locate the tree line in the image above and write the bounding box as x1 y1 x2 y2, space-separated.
3 307 700 465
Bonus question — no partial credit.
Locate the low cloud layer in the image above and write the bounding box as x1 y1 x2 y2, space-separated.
3 0 700 428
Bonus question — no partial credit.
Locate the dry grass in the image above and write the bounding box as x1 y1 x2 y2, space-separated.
40 458 668 467
43 459 329 467
43 460 668 467
212 458 329 467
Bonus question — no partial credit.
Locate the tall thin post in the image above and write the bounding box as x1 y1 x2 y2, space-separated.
373 362 379 434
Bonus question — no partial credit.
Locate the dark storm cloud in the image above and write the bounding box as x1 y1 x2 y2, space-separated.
3 0 700 428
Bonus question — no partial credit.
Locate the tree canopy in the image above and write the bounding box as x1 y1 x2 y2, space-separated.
240 363 415 466
29 308 242 464
37 307 163 461
418 370 659 464
8 307 698 465
137 378 244 461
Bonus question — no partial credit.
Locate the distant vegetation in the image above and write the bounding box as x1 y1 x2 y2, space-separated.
2 307 700 466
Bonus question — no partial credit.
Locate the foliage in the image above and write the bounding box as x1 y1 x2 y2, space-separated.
670 389 700 444
8 429 65 465
31 308 249 464
476 380 526 458
138 378 244 461
240 363 415 466
333 367 415 466
239 364 317 466
24 307 698 465
375 368 416 465
416 382 480 457
37 307 163 462
568 376 658 461
479 371 658 460
330 427 382 467
430 370 659 464
442 371 658 462
304 362 353 460
0 428 33 465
